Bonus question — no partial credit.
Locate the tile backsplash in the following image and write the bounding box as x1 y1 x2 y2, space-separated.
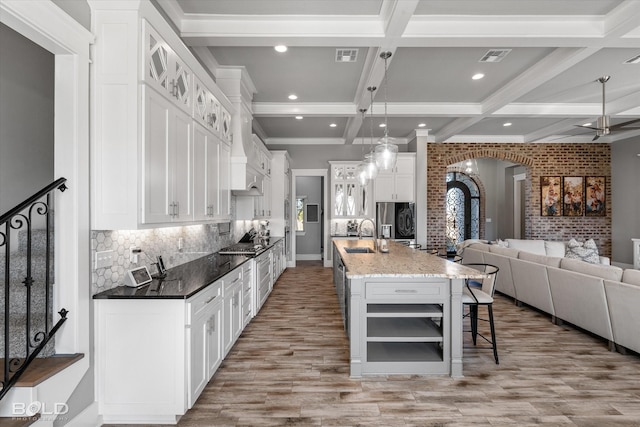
91 219 259 295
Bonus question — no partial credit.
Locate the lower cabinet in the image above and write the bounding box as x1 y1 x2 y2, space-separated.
255 250 272 312
95 244 284 423
188 281 223 407
242 261 253 327
223 268 243 356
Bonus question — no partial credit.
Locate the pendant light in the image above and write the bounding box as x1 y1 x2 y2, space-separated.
356 108 369 186
362 86 378 181
374 51 398 171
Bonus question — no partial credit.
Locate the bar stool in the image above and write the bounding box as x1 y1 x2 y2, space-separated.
462 263 500 364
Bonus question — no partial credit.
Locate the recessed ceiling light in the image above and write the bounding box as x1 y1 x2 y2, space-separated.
288 94 298 100
379 123 386 128
418 123 426 128
503 122 512 127
472 73 485 80
329 123 337 128
295 116 303 120
274 45 287 53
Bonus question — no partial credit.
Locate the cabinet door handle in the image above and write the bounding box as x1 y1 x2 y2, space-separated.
175 201 179 217
394 289 418 294
205 295 217 304
170 79 181 99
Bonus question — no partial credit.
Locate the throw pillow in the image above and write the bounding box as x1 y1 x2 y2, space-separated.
493 239 508 248
565 238 600 264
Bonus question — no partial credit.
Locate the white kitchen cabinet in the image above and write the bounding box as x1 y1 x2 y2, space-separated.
193 120 230 221
144 21 192 114
271 240 286 281
330 162 373 218
269 151 292 265
255 250 272 313
221 107 232 144
241 261 254 326
143 86 193 223
223 269 243 356
219 141 231 218
374 154 416 202
258 175 272 218
95 278 223 424
91 2 233 229
188 281 222 407
193 123 220 221
193 76 221 134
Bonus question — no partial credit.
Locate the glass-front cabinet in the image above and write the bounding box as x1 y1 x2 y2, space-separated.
330 162 372 218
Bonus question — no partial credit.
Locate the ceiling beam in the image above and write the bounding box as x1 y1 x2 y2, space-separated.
342 0 419 144
435 46 601 142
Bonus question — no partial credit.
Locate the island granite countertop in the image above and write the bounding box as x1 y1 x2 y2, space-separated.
334 239 486 280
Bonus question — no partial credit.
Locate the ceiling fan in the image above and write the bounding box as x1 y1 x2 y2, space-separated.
577 76 640 141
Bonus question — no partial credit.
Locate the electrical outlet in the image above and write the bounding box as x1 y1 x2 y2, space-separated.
130 246 141 263
95 250 114 269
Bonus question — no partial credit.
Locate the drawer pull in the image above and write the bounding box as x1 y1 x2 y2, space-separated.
394 289 418 294
205 295 217 304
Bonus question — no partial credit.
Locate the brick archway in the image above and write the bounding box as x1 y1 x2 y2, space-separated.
426 142 611 257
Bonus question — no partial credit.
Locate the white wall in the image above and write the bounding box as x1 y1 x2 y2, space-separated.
611 135 640 265
0 22 54 215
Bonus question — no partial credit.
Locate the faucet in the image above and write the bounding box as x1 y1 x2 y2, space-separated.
358 218 377 252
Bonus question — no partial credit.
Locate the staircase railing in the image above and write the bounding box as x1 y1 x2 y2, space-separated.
0 178 68 401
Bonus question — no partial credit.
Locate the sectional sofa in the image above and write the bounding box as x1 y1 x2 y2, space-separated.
459 239 640 355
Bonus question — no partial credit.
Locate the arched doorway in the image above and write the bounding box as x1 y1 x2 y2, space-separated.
446 172 480 252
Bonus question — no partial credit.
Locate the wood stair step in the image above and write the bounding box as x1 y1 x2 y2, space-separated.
0 353 83 387
0 414 40 427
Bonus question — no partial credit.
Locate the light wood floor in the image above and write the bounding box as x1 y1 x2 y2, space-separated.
138 262 640 426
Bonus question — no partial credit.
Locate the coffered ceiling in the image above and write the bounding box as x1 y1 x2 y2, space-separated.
156 0 640 145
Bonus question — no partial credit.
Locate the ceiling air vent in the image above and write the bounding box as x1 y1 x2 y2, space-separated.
623 53 640 64
479 49 512 63
336 49 358 63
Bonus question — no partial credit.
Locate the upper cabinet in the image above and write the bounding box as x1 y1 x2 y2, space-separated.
374 154 416 202
193 77 221 133
144 23 192 114
330 162 373 218
90 2 233 229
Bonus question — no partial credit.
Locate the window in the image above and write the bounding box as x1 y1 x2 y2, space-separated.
296 196 306 232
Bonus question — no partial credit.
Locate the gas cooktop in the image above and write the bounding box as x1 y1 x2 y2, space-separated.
218 243 264 255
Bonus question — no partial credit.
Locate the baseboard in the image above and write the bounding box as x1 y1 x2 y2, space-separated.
296 254 322 261
64 401 101 427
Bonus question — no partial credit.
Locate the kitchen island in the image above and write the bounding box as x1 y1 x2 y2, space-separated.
333 239 485 378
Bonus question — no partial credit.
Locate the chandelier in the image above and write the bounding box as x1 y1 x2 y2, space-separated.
356 108 370 185
374 51 398 171
359 86 379 182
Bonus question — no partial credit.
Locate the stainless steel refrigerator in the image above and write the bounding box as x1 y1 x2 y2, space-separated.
375 202 416 241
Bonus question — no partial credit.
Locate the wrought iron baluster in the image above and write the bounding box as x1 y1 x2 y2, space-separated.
0 178 67 401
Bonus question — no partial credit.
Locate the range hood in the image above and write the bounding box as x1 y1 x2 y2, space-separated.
231 167 263 197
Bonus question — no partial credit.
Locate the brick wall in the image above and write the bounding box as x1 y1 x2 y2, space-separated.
426 142 612 257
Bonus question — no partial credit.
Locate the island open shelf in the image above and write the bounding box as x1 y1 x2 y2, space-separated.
367 342 443 362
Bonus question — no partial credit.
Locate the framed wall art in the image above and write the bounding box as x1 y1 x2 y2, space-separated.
585 176 605 216
540 176 561 217
562 176 584 216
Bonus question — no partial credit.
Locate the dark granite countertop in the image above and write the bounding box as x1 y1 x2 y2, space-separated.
93 237 283 300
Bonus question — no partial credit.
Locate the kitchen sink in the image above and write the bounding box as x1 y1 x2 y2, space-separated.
343 247 375 254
